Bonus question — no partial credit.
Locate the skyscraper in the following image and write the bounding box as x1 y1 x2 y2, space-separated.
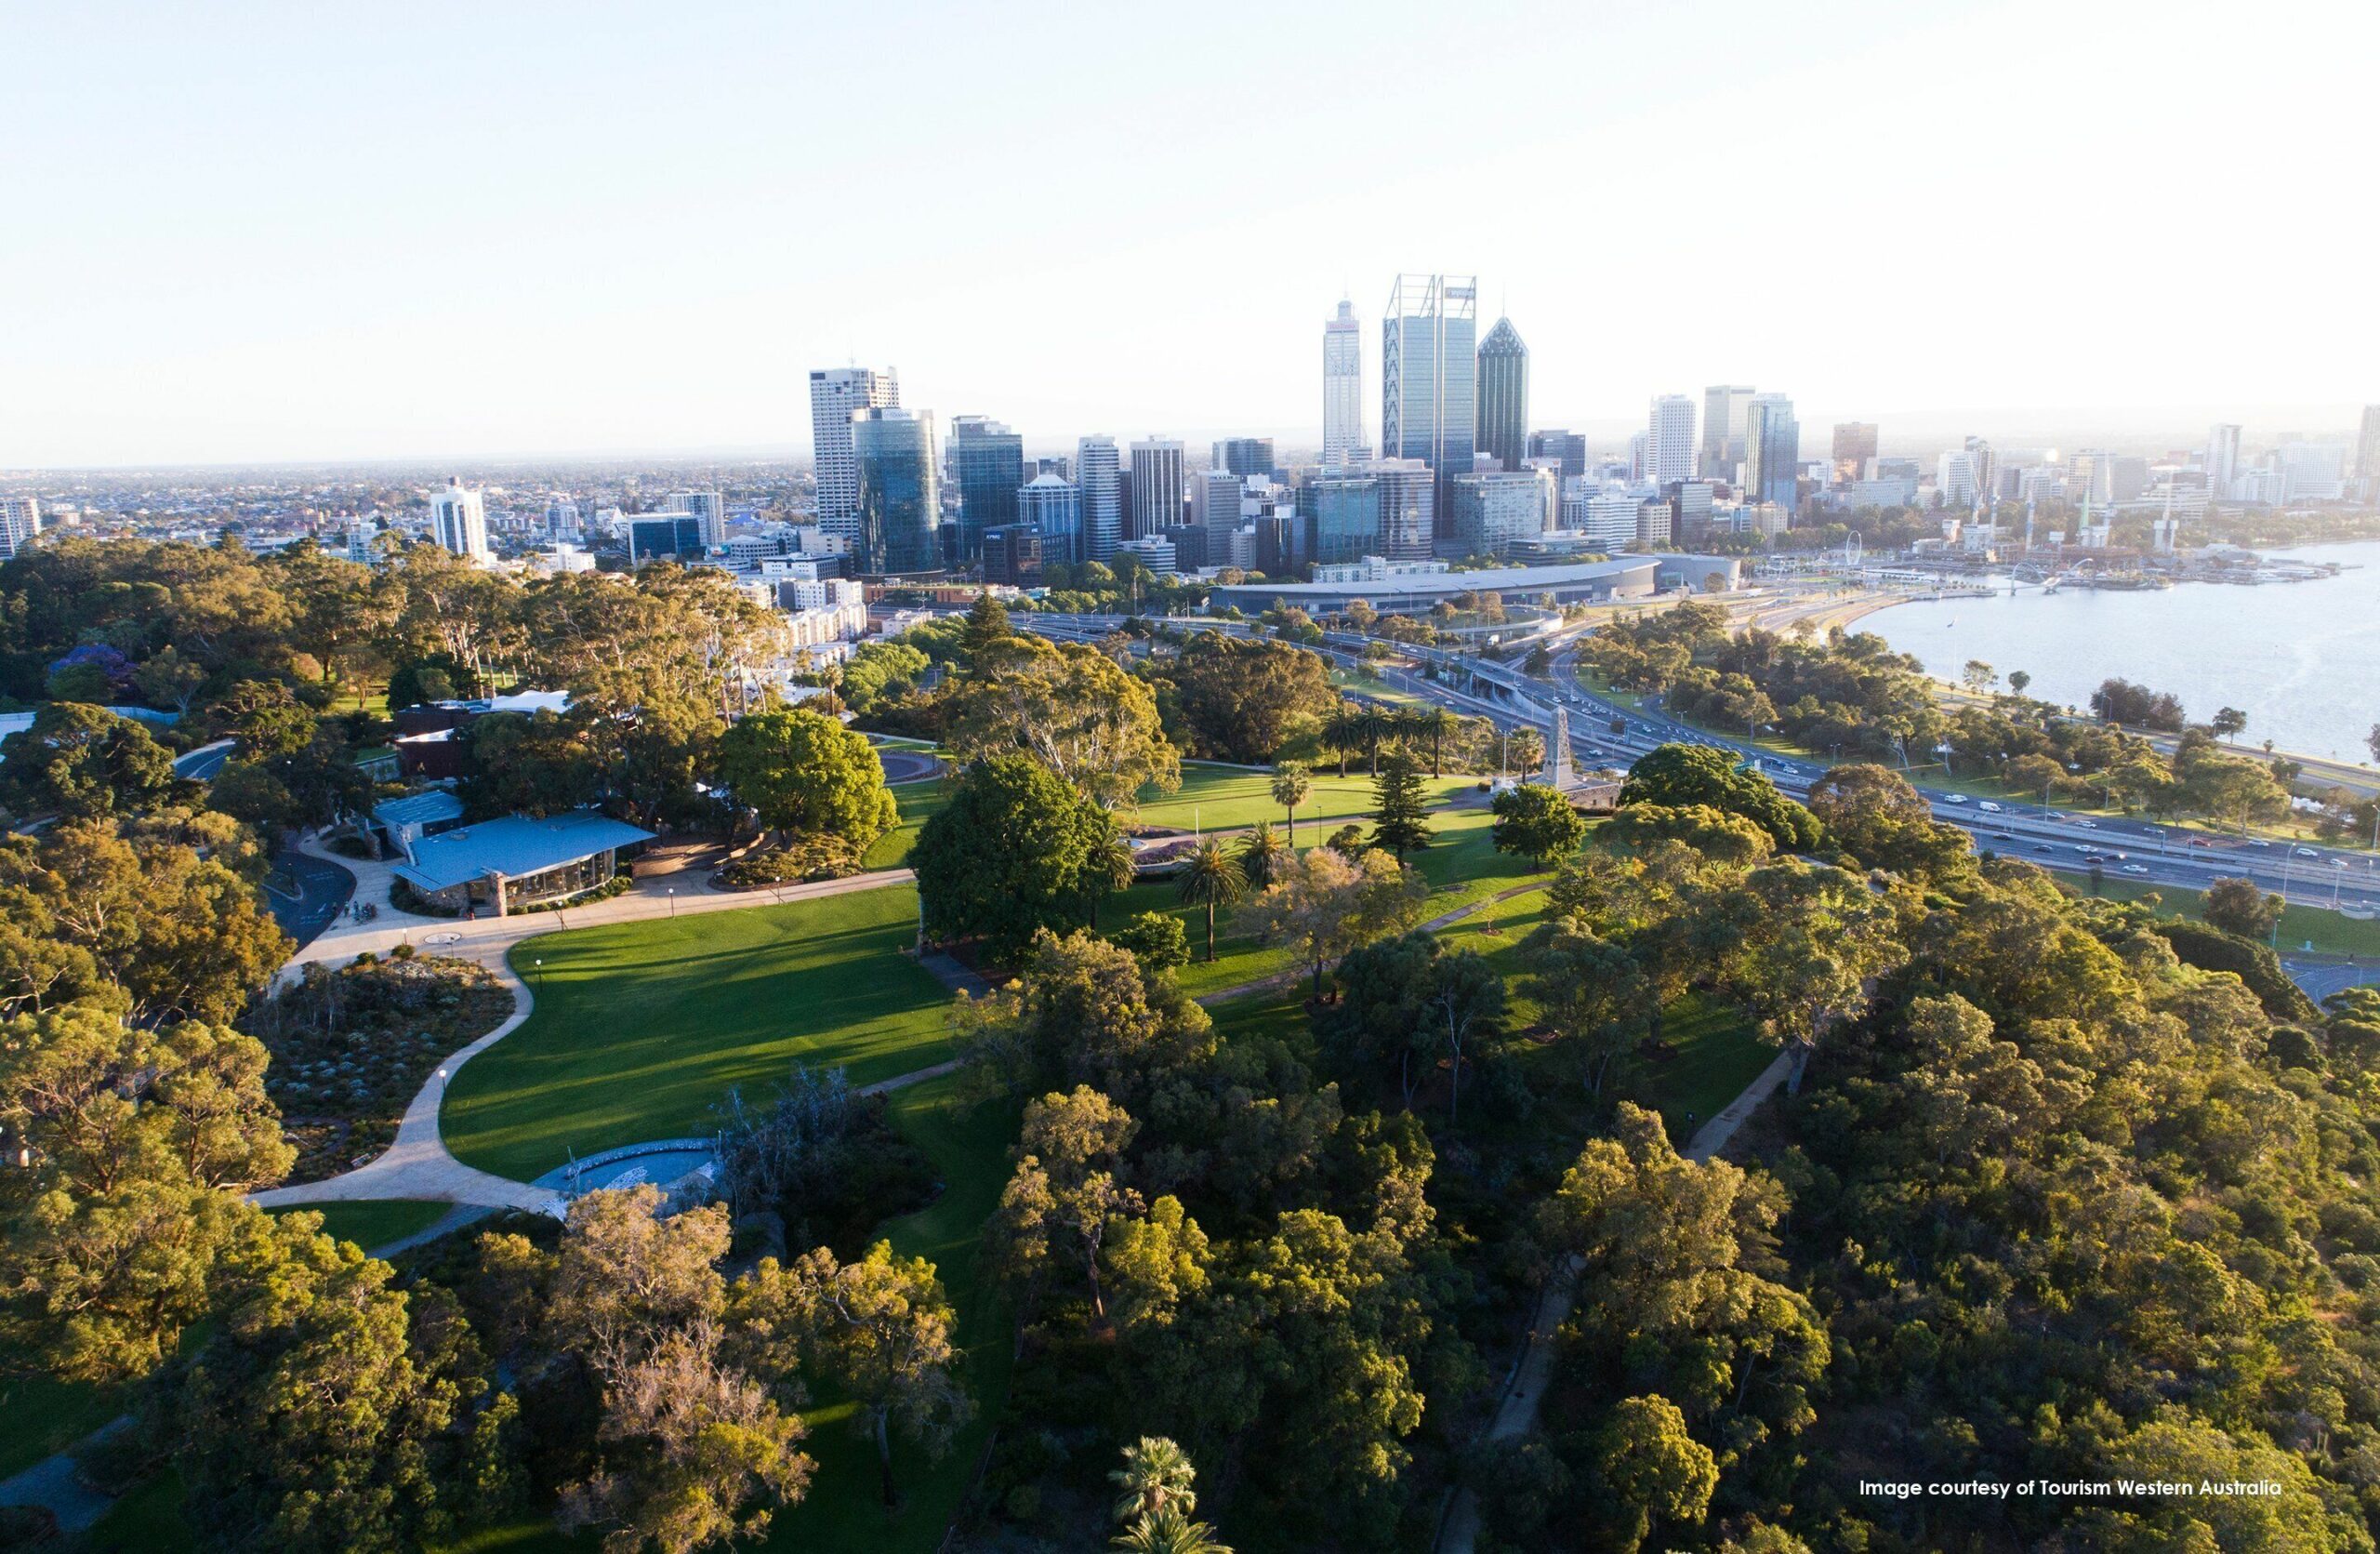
1375 459 1435 562
0 496 42 561
1323 299 1364 465
1527 431 1588 484
851 407 939 574
2356 407 2380 483
663 490 725 546
1076 436 1122 563
1382 273 1477 524
1744 394 1800 511
947 416 1025 561
1017 472 1083 564
430 478 490 560
1831 422 1878 479
1296 472 1382 568
2207 423 2242 496
1474 317 1529 472
1212 438 1275 480
1129 438 1186 542
1647 395 1698 487
1191 469 1243 534
1700 385 1755 479
808 366 899 543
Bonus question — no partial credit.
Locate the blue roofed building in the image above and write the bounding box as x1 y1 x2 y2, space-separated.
371 790 465 860
390 810 654 916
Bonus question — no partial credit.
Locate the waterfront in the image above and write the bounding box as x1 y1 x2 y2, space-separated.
1860 539 2380 763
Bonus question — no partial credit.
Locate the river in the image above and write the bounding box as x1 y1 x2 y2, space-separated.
1858 539 2380 764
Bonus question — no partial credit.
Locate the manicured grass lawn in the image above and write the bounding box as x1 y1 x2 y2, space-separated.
865 779 951 870
442 888 954 1183
270 1198 454 1255
1622 996 1778 1143
2082 877 2380 959
82 1466 191 1553
0 1373 126 1481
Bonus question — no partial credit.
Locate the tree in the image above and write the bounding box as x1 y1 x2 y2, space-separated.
462 709 603 819
1109 1435 1199 1524
1111 910 1190 973
912 755 1122 963
1591 1395 1717 1554
1368 751 1433 860
212 678 318 760
1113 1504 1234 1554
1143 636 1337 764
1243 845 1429 998
986 1086 1141 1327
743 1241 972 1506
2005 669 2031 698
1599 803 1773 867
1959 659 1996 697
1175 839 1247 963
1619 743 1819 853
2211 706 2248 740
714 707 899 856
1719 860 1904 1088
959 590 1012 664
1317 932 1444 1109
2203 874 2284 941
2369 723 2380 764
1805 764 1972 880
0 702 174 821
1427 948 1504 1124
949 929 1217 1110
1412 707 1458 777
944 637 1180 806
1269 761 1311 846
1489 783 1587 866
134 644 208 716
1521 920 1654 1095
1236 821 1287 892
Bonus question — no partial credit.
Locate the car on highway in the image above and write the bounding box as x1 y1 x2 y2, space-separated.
2295 846 2320 857
1978 801 2002 813
2245 839 2272 848
1943 793 1969 804
2122 864 2150 875
2076 819 2098 829
2032 843 2052 853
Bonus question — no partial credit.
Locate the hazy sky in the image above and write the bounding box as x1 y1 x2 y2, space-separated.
5 0 2373 468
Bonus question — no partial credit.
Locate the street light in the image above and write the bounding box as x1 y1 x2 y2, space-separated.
668 886 676 918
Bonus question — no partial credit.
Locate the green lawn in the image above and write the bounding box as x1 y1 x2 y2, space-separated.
2081 877 2380 959
82 1466 191 1553
0 1372 126 1481
442 888 954 1183
270 1198 454 1255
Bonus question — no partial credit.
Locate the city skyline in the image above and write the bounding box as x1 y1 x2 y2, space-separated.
6 0 2375 469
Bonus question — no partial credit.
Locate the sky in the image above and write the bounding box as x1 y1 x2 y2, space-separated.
4 0 2374 469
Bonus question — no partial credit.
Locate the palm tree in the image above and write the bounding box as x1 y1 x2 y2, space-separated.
1175 839 1247 962
1113 1507 1231 1554
1355 704 1392 777
1323 700 1361 777
1237 822 1287 892
1269 761 1311 845
1415 707 1457 777
1085 828 1136 931
1109 1436 1199 1525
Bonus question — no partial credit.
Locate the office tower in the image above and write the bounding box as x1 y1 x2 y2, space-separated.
1382 273 1478 522
1936 452 1979 508
1448 469 1554 557
1647 395 1698 486
1831 422 1878 480
1375 458 1436 562
1076 436 1122 563
1474 317 1529 472
2276 440 2347 501
1016 472 1084 564
663 490 726 547
1034 455 1072 480
1297 472 1382 568
628 514 707 564
0 495 41 560
980 525 1043 587
1962 437 1996 505
1323 299 1364 465
1212 438 1275 480
430 478 490 560
2069 449 2115 506
1527 430 1588 484
1699 385 1755 478
808 366 900 541
946 416 1025 561
2357 407 2380 482
1128 437 1186 542
851 407 939 574
1744 394 1800 511
2206 423 2241 495
1569 486 1640 550
1191 468 1243 533
2109 456 2149 502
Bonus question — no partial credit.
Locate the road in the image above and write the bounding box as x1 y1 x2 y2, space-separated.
1014 611 2380 937
263 844 356 949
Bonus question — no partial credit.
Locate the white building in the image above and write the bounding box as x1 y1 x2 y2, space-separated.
665 490 727 547
2276 441 2347 501
1567 486 1641 551
808 366 899 543
1311 554 1450 584
2206 423 2241 497
1646 395 1698 486
1935 451 1979 508
429 478 491 561
1117 535 1177 576
1191 468 1242 533
1129 437 1185 540
1323 299 1365 465
1 496 43 560
1635 499 1673 547
1076 436 1122 563
544 496 581 537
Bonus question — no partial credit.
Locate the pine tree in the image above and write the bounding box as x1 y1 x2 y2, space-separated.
1368 751 1434 860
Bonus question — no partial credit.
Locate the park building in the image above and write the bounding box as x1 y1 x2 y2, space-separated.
390 809 656 918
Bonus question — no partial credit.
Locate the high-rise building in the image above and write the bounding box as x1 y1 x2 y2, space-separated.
628 514 706 564
1474 317 1529 472
1017 472 1084 564
1323 299 1365 465
1382 273 1478 523
430 478 490 561
947 416 1025 561
0 496 42 560
2206 423 2242 496
1647 395 1698 487
2069 449 2115 506
1700 385 1755 479
1128 438 1186 542
2356 407 2380 483
1076 436 1123 563
543 496 582 538
980 525 1043 588
1448 469 1554 556
1296 472 1382 568
663 490 726 547
1527 430 1588 484
1191 468 1243 533
851 407 939 574
1936 452 1979 508
1831 422 1878 480
808 366 899 542
1744 394 1800 511
1213 438 1275 480
1375 458 1436 562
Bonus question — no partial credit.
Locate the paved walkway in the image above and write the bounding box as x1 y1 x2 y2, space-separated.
0 1417 132 1534
1434 1049 1794 1554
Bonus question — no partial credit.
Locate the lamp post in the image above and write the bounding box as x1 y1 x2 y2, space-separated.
667 886 676 918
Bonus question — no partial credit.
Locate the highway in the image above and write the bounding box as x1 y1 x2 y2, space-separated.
1012 610 2380 936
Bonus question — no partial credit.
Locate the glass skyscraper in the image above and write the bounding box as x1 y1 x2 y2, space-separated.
947 415 1024 561
1075 436 1122 563
1296 473 1382 568
1323 300 1364 465
1474 317 1528 472
1017 472 1084 564
852 407 940 574
1382 274 1476 531
1744 393 1801 512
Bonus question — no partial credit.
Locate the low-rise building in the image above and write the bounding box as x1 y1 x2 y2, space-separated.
390 810 655 917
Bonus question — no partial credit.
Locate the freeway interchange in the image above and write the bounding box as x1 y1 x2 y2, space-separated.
1012 610 2380 930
